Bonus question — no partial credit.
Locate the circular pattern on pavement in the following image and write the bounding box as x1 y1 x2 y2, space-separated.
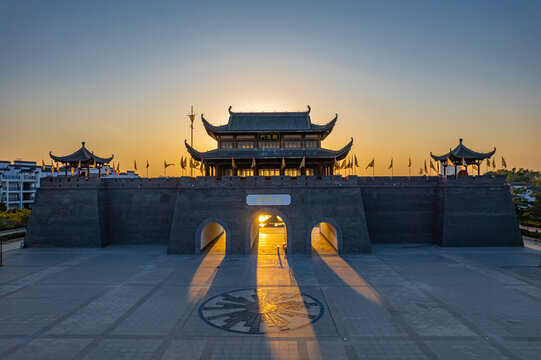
199 288 324 334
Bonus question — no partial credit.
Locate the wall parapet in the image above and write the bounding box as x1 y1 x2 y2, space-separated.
39 174 508 190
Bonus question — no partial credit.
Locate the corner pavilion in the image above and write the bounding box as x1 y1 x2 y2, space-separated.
185 106 353 179
431 138 495 176
50 142 113 177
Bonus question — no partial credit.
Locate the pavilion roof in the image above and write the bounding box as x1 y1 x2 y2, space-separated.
201 106 337 140
49 142 113 164
185 138 353 162
430 139 495 162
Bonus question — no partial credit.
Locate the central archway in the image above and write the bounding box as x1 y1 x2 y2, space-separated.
246 208 291 255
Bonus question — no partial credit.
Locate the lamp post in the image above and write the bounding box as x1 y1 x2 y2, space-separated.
188 106 196 177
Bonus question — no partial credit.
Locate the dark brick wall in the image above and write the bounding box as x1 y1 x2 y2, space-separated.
25 175 522 252
441 177 522 246
101 179 178 245
359 177 444 244
25 177 102 247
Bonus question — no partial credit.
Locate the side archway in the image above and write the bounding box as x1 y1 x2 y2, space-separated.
245 207 292 255
195 218 231 255
308 218 343 255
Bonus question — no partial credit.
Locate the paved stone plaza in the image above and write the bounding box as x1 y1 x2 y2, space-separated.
1 242 540 359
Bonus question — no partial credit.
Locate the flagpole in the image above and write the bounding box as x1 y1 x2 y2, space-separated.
188 106 196 178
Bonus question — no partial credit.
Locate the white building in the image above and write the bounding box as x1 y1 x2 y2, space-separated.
0 160 139 210
0 160 44 210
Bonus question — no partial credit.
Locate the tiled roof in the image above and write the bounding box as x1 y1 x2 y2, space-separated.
201 106 337 139
431 139 495 161
50 142 113 164
185 138 353 162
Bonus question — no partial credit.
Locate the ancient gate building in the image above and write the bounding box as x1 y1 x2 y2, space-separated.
186 106 352 178
26 108 523 254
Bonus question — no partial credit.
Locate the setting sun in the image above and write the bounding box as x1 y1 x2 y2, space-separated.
259 215 271 223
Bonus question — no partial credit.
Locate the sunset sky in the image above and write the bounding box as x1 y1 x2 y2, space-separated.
1 0 540 177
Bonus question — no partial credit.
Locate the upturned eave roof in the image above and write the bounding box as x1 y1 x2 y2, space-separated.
430 139 495 162
201 106 338 140
49 142 114 164
185 138 353 163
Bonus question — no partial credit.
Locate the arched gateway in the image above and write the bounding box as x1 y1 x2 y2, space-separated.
167 176 371 254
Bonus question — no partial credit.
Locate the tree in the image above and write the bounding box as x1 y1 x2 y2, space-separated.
529 192 541 222
510 186 532 220
0 201 6 212
485 168 541 186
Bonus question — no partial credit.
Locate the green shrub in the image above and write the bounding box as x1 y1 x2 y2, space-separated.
521 220 541 228
0 209 31 231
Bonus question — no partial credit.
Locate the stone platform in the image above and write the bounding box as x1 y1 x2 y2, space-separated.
1 244 540 359
25 175 523 253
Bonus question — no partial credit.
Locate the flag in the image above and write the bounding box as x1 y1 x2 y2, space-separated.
71 167 74 175
164 160 174 168
51 161 54 174
116 162 120 175
430 159 437 172
231 157 237 169
462 158 466 166
77 160 81 170
502 156 507 168
56 162 60 173
106 165 109 177
134 160 137 171
366 158 374 169
424 160 428 174
183 157 187 169
146 160 150 169
472 164 478 171
408 158 412 168
389 158 393 169
446 158 453 166
334 157 339 169
492 158 496 168
281 157 286 170
41 160 45 171
251 157 256 169
299 156 305 169
180 157 185 170
354 155 359 167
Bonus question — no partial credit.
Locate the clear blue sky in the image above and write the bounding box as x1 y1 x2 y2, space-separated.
1 0 540 175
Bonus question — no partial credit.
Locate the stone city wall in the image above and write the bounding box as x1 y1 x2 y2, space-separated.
25 175 523 253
